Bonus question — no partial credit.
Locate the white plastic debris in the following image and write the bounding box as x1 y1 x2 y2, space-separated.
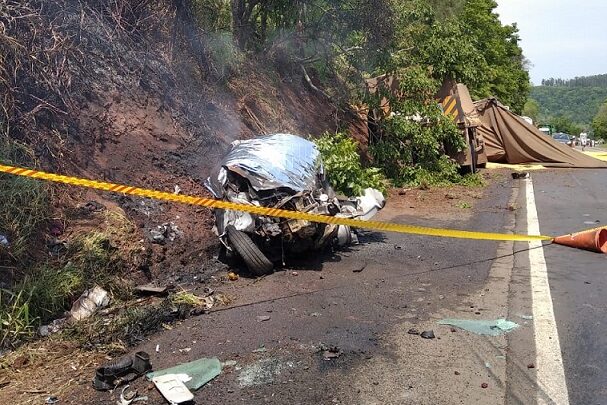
68 286 110 321
152 374 194 404
0 234 9 248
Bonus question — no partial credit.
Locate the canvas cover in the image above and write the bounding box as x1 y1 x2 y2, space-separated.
475 99 607 168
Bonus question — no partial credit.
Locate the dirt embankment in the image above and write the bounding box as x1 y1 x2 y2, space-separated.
1 0 359 284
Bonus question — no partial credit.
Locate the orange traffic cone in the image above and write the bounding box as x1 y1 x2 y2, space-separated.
552 228 607 254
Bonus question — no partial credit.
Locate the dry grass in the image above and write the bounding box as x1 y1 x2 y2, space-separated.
0 339 106 405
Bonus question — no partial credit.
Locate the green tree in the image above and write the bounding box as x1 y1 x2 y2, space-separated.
592 101 607 140
368 67 466 186
550 115 582 135
458 0 530 112
522 98 540 124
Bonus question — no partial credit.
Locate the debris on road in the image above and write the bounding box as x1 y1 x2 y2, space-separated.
45 396 59 404
93 351 152 391
134 284 169 296
172 291 215 310
438 318 519 336
79 200 106 213
152 374 194 404
237 358 295 387
117 385 148 405
321 345 342 361
407 328 420 335
39 318 66 337
68 286 110 321
148 222 182 245
481 382 489 389
0 234 9 248
256 315 271 322
420 330 436 339
227 272 239 281
146 357 221 391
527 363 535 369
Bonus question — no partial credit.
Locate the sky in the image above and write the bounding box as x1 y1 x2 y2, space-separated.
495 0 607 85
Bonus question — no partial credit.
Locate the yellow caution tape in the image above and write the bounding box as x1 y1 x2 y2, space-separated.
0 163 553 242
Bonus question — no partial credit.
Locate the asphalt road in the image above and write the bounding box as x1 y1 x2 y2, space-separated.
528 170 607 404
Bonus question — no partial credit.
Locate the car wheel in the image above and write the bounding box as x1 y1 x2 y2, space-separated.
226 225 274 276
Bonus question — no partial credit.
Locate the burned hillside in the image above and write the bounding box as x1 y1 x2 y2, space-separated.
0 0 345 285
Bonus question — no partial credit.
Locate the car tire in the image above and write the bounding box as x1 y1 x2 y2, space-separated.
226 225 274 276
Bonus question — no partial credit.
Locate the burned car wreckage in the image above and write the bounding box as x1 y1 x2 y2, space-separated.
205 133 385 276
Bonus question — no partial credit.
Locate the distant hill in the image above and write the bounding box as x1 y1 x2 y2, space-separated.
530 74 607 127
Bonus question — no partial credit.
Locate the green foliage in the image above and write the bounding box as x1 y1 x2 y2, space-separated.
458 0 530 112
542 74 607 88
0 137 50 263
191 0 232 31
368 67 467 187
549 115 583 135
0 231 124 348
459 173 486 187
523 98 540 124
592 102 607 140
531 85 607 129
223 0 529 114
314 132 387 196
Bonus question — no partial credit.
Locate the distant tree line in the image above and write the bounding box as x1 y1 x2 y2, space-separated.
529 85 607 131
541 74 607 88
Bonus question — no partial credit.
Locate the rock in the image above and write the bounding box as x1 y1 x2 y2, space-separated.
256 315 271 322
134 284 168 295
322 346 342 361
407 328 420 335
420 330 435 339
353 263 367 273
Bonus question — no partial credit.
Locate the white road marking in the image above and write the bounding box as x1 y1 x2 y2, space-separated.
525 178 570 404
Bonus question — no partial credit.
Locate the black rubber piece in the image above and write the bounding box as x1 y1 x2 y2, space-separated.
92 351 152 391
226 225 273 276
132 351 152 374
100 355 132 376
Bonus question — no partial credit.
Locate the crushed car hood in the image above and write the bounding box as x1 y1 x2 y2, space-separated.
205 134 323 198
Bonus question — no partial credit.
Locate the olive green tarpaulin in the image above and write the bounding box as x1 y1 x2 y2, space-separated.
475 98 607 168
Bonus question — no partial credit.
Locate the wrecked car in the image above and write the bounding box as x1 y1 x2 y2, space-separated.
205 133 385 276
